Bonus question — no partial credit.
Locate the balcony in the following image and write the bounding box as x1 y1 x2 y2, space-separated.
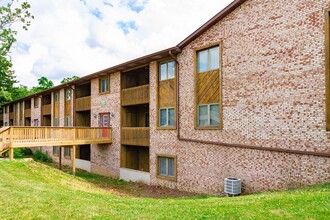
121 127 149 146
121 85 149 106
2 127 112 148
42 104 51 115
75 96 91 112
24 109 31 118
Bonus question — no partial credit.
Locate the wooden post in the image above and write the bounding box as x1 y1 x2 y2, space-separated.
59 147 62 170
9 148 14 160
72 145 76 176
9 127 14 160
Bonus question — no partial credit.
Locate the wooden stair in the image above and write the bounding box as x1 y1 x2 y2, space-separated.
0 127 10 155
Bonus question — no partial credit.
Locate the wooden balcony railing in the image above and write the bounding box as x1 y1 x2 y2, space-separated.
121 127 149 146
42 104 51 115
24 109 31 118
75 96 91 112
0 126 112 148
121 85 149 106
9 112 13 119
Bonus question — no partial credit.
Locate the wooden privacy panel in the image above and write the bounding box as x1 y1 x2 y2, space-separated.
65 100 71 116
159 79 175 107
121 85 149 106
75 96 91 111
197 70 220 104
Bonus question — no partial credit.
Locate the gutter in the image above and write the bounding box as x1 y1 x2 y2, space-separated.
169 48 330 158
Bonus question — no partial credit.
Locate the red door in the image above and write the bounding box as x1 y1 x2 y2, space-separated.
101 114 109 137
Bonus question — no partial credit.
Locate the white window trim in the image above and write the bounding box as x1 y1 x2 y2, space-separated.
198 103 220 127
159 107 174 127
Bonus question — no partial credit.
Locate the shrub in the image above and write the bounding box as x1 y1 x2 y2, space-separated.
20 148 33 156
33 150 53 163
14 149 23 158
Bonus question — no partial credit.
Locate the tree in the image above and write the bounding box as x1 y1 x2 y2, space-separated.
31 76 54 93
61 76 80 84
11 84 31 100
0 0 34 105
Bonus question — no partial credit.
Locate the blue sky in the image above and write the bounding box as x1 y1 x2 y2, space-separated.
11 0 234 87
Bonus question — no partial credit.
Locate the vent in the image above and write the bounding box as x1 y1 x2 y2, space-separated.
224 177 241 196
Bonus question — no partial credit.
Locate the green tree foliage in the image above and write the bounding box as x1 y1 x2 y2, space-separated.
31 76 54 93
11 84 31 100
61 76 80 84
0 0 34 105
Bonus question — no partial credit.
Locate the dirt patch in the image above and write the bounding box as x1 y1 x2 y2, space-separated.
51 162 199 198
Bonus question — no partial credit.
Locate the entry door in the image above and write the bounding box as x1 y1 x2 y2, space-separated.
101 113 109 137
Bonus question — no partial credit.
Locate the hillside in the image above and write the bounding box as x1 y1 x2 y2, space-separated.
0 160 329 219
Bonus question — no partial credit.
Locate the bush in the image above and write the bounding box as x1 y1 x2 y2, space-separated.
20 148 33 156
14 149 23 158
33 150 53 163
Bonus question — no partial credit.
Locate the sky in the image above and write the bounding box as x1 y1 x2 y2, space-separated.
11 0 234 87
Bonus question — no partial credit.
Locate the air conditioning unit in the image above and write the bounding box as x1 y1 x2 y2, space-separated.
224 177 241 196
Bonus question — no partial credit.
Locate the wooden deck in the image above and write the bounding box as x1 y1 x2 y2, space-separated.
0 126 112 149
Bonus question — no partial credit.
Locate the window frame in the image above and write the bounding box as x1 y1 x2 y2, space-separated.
156 155 177 181
197 103 220 127
54 91 59 103
156 58 177 130
53 117 59 127
159 107 175 127
159 60 175 81
65 89 71 101
34 97 39 108
99 76 110 94
325 9 330 131
197 45 220 74
53 146 59 157
194 42 222 130
64 147 71 159
65 116 70 127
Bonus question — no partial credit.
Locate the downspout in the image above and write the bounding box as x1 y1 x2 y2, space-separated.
169 48 330 158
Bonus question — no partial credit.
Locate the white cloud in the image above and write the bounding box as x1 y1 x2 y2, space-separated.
11 0 234 87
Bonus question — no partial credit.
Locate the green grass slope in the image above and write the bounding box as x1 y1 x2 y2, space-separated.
0 160 329 219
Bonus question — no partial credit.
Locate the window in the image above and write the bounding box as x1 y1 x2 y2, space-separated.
54 92 59 103
54 117 59 127
197 46 219 73
157 156 176 181
53 146 59 157
99 76 109 93
65 89 71 101
33 119 39 126
64 147 71 158
65 116 70 127
159 108 175 127
34 98 39 108
198 104 220 127
159 60 175 81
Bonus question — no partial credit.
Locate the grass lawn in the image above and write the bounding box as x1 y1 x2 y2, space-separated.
0 159 329 219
